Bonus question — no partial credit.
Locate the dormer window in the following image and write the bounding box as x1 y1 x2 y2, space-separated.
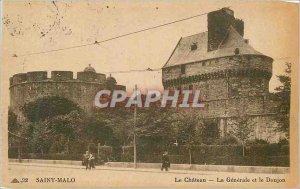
191 43 197 51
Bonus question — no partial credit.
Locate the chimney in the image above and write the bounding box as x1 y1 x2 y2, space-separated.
207 8 244 52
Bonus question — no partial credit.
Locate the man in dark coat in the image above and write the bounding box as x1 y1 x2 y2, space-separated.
161 151 170 171
89 153 96 169
83 151 90 170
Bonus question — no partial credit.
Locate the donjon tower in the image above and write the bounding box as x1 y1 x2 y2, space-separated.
162 8 283 143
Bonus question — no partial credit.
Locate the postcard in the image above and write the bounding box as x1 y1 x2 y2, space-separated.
1 1 299 188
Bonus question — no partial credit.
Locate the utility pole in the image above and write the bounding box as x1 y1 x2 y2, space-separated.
98 143 100 160
18 141 21 162
133 84 137 169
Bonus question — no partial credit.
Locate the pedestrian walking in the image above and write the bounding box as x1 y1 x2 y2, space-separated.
83 151 90 170
89 153 96 170
161 151 170 171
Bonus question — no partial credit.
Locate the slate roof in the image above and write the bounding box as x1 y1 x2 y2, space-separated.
163 26 266 68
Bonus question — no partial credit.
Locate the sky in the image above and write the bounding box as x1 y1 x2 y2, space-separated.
2 1 299 94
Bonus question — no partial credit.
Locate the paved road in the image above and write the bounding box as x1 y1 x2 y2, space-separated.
4 163 289 188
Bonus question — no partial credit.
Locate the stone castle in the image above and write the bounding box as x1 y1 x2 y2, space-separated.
162 8 283 143
9 8 285 143
9 65 125 120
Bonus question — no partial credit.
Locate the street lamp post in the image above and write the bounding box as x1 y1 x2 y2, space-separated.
133 84 137 169
98 143 100 160
18 141 21 162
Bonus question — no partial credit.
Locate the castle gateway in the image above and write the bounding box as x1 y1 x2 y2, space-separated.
162 8 283 143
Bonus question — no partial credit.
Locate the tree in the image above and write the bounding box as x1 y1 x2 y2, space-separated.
22 96 81 122
84 118 115 146
8 109 24 159
47 110 84 153
29 121 52 154
8 110 19 147
273 63 291 137
136 108 176 153
173 112 201 165
200 119 220 144
174 112 199 145
8 109 19 132
228 116 255 156
20 96 84 154
91 107 133 146
22 110 85 154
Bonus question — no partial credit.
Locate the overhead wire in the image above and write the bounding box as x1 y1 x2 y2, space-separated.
13 10 210 58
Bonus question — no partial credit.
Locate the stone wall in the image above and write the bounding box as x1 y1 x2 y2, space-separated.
51 71 73 81
26 71 48 82
187 95 274 118
223 115 283 143
161 53 284 142
177 93 282 142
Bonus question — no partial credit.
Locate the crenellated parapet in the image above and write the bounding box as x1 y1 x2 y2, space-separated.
77 71 105 83
26 71 47 82
9 65 126 119
163 68 272 88
11 73 27 86
51 71 73 81
162 55 273 83
10 69 107 86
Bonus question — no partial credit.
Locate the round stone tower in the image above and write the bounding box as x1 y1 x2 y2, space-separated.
162 8 283 143
9 66 125 121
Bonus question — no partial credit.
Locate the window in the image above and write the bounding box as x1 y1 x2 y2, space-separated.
181 65 185 74
234 48 240 55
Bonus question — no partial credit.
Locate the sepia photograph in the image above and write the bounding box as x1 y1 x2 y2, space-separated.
1 0 299 188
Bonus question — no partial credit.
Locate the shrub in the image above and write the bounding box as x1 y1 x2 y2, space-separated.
278 138 289 145
246 139 269 145
216 135 239 145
